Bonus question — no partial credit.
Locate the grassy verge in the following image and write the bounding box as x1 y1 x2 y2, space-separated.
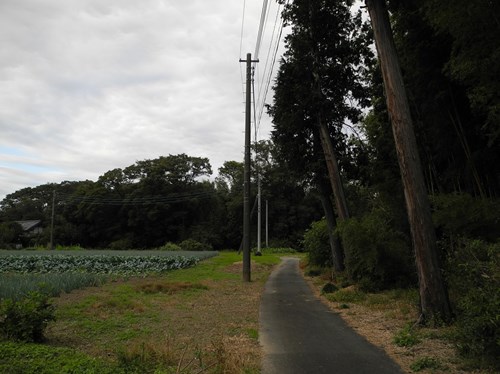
1 251 288 373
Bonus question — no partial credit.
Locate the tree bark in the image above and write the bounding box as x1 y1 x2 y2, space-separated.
317 117 350 221
366 0 452 323
317 176 345 272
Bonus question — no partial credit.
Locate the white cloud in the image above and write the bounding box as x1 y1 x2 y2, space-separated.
0 0 281 199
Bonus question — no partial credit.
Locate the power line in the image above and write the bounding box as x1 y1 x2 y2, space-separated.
255 2 287 134
55 190 219 206
254 0 270 60
239 0 247 101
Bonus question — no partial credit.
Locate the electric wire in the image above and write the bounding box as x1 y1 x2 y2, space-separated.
239 0 247 101
254 0 269 60
255 1 288 135
54 189 219 206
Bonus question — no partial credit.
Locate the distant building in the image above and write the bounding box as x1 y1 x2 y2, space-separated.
16 220 43 236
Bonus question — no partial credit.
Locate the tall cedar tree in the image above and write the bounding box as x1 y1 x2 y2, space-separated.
269 0 372 270
365 0 452 323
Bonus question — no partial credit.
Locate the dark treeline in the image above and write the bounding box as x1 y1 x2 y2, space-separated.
0 151 322 251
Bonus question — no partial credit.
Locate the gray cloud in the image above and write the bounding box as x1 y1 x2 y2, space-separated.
0 0 279 199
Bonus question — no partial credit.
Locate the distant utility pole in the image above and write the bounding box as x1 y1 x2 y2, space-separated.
240 53 258 282
49 190 55 250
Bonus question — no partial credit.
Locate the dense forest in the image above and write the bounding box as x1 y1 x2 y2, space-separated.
0 0 498 368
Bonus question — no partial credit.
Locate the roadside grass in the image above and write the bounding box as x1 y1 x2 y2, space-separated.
1 250 291 373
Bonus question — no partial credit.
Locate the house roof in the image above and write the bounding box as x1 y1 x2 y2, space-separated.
15 220 42 231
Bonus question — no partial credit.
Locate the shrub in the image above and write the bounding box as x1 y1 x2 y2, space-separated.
336 210 414 291
303 218 332 267
179 239 212 252
321 283 338 294
446 239 500 367
159 242 181 251
431 193 500 242
0 291 55 342
108 238 133 251
410 356 443 372
393 324 420 347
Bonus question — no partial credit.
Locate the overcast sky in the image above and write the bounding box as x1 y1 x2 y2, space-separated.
0 0 284 199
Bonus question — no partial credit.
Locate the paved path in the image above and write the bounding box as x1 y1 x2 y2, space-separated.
259 257 404 374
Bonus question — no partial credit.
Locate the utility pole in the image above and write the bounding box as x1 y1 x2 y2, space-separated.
49 190 55 250
240 53 258 282
265 199 269 248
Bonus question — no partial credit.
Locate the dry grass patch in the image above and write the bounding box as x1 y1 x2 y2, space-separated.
45 253 278 373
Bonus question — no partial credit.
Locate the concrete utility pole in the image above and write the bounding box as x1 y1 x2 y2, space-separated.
240 53 258 282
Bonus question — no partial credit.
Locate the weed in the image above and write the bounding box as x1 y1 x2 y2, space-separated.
393 324 421 347
0 291 55 342
326 288 366 303
246 328 259 340
321 282 338 294
410 356 443 372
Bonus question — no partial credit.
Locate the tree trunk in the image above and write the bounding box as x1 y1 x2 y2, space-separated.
317 176 345 272
317 117 350 221
366 0 452 323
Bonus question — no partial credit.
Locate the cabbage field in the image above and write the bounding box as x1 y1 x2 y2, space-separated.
0 250 218 299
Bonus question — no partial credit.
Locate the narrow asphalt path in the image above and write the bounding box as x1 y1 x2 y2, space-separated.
259 257 404 374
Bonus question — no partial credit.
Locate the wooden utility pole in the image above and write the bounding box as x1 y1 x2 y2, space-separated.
240 53 258 282
365 0 452 323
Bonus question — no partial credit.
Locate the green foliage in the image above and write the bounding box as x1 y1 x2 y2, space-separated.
0 291 55 342
0 252 208 275
445 239 500 367
55 244 84 251
326 288 366 304
0 341 122 373
260 247 297 254
336 210 414 291
0 273 105 301
393 324 421 347
303 218 332 267
108 238 134 251
321 283 338 294
410 356 443 372
431 194 500 242
179 239 212 252
0 222 23 248
159 242 181 251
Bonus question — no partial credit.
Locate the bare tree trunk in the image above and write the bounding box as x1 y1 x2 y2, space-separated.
366 0 452 323
317 176 345 272
317 117 350 221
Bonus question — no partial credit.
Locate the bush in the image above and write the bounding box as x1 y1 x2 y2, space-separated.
179 239 212 252
446 239 500 368
431 193 500 242
303 218 332 267
0 291 55 342
159 242 181 251
336 210 414 291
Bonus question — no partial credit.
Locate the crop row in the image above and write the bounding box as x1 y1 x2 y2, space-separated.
0 254 200 275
